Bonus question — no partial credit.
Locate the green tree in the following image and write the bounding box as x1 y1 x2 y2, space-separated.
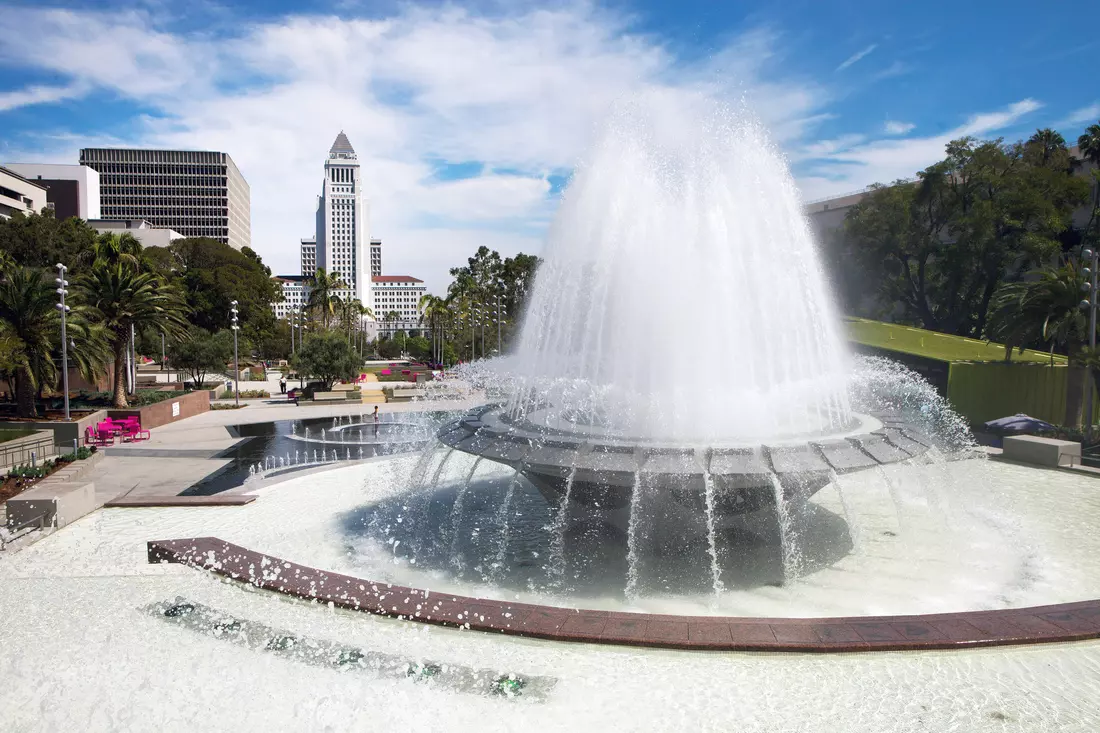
291 331 361 391
305 268 348 329
168 327 235 387
78 231 144 271
0 210 98 270
74 264 190 408
840 135 1089 336
0 268 110 416
149 238 281 335
1079 122 1100 248
986 262 1091 424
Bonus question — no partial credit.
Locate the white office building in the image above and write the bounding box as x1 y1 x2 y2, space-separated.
313 132 371 309
0 166 47 219
300 237 317 277
372 275 426 335
3 163 101 220
273 275 310 320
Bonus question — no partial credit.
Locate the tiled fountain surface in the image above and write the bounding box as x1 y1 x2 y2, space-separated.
149 536 1100 653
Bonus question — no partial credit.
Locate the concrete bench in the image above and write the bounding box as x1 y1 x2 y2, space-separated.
6 481 95 529
312 392 346 402
1002 436 1081 467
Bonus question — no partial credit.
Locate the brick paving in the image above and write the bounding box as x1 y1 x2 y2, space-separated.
148 536 1100 653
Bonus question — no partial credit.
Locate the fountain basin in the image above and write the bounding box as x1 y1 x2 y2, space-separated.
437 405 933 528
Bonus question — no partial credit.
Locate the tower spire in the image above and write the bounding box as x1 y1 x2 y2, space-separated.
329 131 356 158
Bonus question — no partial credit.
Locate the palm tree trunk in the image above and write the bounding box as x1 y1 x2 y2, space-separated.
112 339 129 408
15 367 36 418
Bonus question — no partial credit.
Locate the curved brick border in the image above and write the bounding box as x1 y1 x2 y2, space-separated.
148 537 1100 653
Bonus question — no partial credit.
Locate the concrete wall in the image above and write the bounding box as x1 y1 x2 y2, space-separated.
108 389 209 429
0 410 109 452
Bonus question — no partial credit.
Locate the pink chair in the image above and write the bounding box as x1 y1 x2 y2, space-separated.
121 423 150 442
86 425 114 447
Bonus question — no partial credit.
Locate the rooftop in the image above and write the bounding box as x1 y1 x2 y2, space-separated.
372 275 424 283
328 131 356 158
845 317 1067 365
273 274 310 283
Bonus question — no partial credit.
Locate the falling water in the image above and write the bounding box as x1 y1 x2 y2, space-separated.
700 468 725 598
767 472 798 583
877 464 907 532
447 457 483 572
548 467 577 587
504 94 853 444
624 470 645 602
827 470 860 551
358 447 364 459
491 467 524 581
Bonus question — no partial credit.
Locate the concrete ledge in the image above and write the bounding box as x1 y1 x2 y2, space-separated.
312 392 346 402
148 536 1100 653
1002 435 1081 467
106 495 256 507
7 481 94 529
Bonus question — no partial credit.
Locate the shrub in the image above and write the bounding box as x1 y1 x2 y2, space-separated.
218 389 269 399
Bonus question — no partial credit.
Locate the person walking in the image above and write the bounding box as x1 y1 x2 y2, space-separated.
280 377 287 394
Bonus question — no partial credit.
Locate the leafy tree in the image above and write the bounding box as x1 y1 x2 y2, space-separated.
74 264 190 407
445 246 540 355
840 135 1089 336
1079 122 1100 248
0 210 98 270
377 336 402 359
291 331 361 391
168 327 234 387
149 238 281 335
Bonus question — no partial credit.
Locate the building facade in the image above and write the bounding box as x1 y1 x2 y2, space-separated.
372 275 426 335
0 166 47 219
87 219 184 248
272 275 310 320
78 147 251 250
313 132 371 308
3 163 101 220
300 237 317 277
370 238 382 277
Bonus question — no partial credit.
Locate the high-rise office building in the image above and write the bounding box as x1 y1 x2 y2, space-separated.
78 147 251 250
370 238 382 278
313 132 370 307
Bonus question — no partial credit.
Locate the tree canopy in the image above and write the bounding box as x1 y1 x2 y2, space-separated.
292 331 361 391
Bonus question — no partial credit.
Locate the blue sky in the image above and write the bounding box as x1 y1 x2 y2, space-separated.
1 0 1097 292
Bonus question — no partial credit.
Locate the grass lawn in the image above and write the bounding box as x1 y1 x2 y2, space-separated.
845 317 1067 365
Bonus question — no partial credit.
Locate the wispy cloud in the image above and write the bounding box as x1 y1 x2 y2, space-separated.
0 82 86 112
1056 102 1100 130
883 120 915 135
872 61 910 81
798 98 1043 200
835 43 877 72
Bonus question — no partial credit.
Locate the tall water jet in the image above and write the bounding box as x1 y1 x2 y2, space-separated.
507 95 852 443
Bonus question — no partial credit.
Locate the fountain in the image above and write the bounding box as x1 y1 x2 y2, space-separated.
437 99 944 577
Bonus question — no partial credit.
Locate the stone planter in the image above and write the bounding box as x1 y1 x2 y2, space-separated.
108 390 210 430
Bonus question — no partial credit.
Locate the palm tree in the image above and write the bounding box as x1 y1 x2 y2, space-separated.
74 263 190 408
1079 123 1100 246
79 231 144 271
306 268 348 329
0 268 110 417
418 294 446 363
987 262 1091 424
336 297 373 343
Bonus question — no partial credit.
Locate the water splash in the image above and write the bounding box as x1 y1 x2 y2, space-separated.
624 470 644 602
767 472 798 583
700 467 725 599
548 467 577 588
827 469 860 551
447 457 483 572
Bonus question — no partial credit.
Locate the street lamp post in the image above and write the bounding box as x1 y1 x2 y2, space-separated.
55 263 70 421
230 300 240 408
1082 248 1099 439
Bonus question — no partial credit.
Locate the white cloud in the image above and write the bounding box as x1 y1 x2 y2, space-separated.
0 4 829 293
835 44 877 72
798 98 1043 200
0 82 87 112
883 120 915 135
1057 102 1100 130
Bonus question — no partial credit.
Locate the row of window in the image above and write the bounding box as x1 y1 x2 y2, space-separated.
81 149 226 164
87 163 228 177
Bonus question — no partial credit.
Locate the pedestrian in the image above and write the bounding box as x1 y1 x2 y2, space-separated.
280 377 287 394
373 405 380 423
